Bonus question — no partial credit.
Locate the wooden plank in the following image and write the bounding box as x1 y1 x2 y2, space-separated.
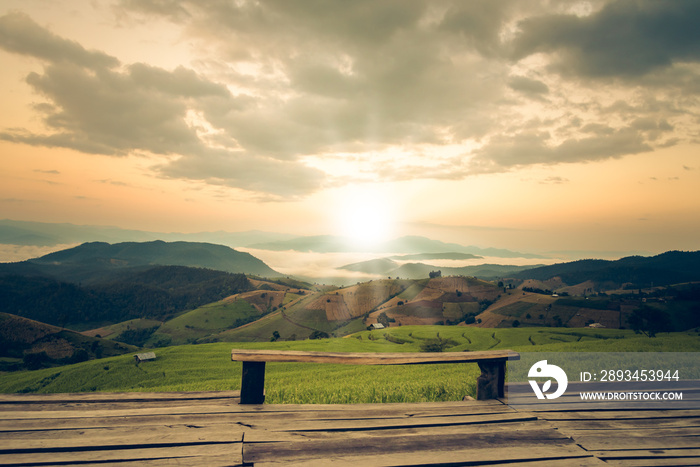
552 418 700 430
0 390 240 404
0 400 518 432
0 423 244 440
4 415 521 435
0 403 256 420
0 399 243 413
572 434 700 451
0 443 242 466
602 458 700 466
0 399 513 422
73 454 246 467
243 429 580 464
532 409 700 420
0 411 522 433
594 448 700 459
0 405 521 434
508 398 700 411
1 396 507 415
242 412 538 433
253 446 605 466
597 449 700 467
559 426 700 439
0 413 252 431
243 420 560 443
509 381 700 392
231 348 520 364
0 407 513 432
0 426 243 451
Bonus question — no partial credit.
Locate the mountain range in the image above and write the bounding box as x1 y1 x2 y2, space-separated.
0 219 295 249
0 220 548 259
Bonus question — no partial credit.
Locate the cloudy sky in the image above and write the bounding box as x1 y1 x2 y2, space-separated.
1 0 699 256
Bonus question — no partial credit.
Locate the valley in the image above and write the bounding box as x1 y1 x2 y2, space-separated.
1 239 699 391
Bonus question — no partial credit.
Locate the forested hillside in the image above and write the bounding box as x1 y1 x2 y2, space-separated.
512 251 700 288
0 266 252 328
0 313 135 371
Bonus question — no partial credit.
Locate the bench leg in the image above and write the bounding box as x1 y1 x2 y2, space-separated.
476 360 506 400
240 361 266 404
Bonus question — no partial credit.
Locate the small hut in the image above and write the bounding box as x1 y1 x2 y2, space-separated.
134 352 156 363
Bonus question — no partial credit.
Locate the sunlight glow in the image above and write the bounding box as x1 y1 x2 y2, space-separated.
332 186 395 250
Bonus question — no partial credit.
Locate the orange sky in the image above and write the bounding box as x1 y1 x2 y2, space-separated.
1 1 699 257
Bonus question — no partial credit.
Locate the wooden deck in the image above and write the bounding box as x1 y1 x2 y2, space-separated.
0 389 698 466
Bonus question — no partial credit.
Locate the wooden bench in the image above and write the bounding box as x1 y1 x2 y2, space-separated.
231 349 520 404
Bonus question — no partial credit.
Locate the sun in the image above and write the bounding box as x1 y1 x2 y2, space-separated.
333 186 395 250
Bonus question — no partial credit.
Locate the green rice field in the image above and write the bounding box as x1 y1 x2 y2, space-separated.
1 326 698 403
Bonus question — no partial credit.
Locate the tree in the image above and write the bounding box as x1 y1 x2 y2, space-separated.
420 337 449 352
309 330 330 340
628 306 672 337
377 312 390 327
23 351 50 370
429 270 442 278
270 330 281 342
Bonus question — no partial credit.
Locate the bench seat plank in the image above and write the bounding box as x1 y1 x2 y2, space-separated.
231 349 519 365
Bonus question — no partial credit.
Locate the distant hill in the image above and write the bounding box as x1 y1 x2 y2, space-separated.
339 257 540 280
391 263 541 280
0 312 135 371
35 240 280 278
339 258 400 275
249 234 547 258
512 250 700 289
0 240 280 284
388 252 482 261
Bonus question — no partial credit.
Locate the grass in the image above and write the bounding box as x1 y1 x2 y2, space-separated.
2 326 698 403
0 340 479 403
148 299 260 345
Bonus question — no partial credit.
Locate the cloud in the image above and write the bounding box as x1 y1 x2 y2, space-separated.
470 126 652 172
2 2 698 198
117 1 511 142
540 176 568 184
511 0 700 78
95 179 129 187
0 11 323 198
0 11 119 68
157 151 326 199
1 198 38 203
438 1 514 54
507 75 549 98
